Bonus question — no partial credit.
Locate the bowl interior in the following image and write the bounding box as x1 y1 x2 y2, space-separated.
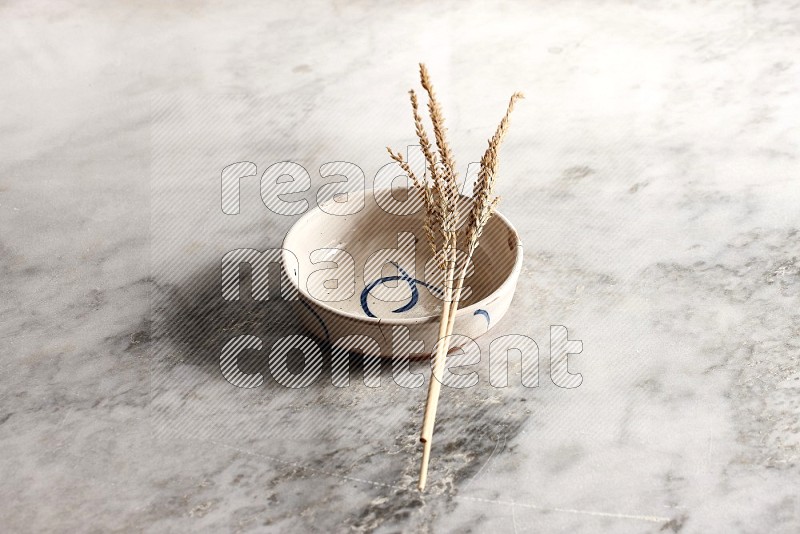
283 189 520 322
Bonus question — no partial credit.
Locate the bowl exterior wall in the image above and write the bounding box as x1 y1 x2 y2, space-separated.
292 261 519 358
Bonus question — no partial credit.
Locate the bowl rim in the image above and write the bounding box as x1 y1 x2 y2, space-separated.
281 188 523 325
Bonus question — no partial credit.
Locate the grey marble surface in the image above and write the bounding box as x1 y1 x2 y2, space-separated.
1 1 799 532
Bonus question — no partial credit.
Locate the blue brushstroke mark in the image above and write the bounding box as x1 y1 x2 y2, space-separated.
360 262 443 318
474 309 491 326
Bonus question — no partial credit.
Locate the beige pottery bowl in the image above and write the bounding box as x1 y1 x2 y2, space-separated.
281 188 522 358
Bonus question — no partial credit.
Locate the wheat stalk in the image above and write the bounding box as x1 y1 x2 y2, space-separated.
388 64 523 491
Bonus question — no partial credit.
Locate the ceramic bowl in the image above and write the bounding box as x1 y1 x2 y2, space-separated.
281 188 522 358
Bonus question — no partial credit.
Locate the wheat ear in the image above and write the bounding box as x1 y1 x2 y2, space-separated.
419 90 523 492
417 63 463 490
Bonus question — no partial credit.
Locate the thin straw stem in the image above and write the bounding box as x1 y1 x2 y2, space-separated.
418 249 455 491
418 245 469 491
